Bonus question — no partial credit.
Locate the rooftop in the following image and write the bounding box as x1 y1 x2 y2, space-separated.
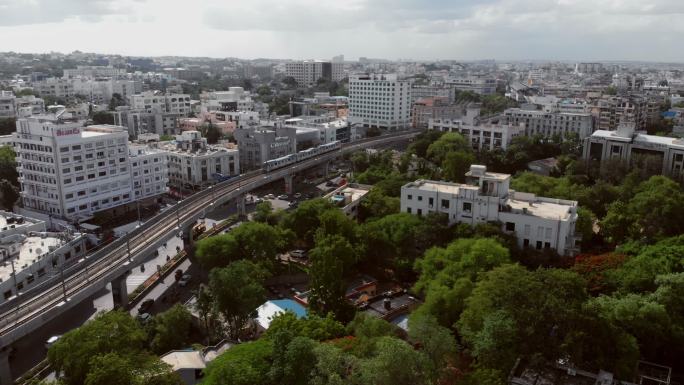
255 299 307 330
506 192 577 220
0 234 64 284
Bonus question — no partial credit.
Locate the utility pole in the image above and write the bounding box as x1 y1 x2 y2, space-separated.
59 267 67 303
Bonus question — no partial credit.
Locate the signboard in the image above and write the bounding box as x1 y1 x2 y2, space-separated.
56 128 80 137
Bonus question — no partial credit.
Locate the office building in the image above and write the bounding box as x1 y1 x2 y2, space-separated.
348 73 412 130
410 84 455 105
161 131 240 190
14 112 166 221
411 97 468 128
428 119 525 151
200 88 254 112
583 121 684 180
234 125 297 170
63 65 127 79
285 60 345 87
400 165 580 256
445 75 496 95
0 91 15 118
129 91 191 116
32 78 75 101
503 106 594 139
597 95 660 131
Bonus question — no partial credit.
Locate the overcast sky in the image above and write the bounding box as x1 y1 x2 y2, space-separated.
0 0 683 62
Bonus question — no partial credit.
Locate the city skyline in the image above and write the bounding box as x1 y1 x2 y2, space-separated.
1 0 684 62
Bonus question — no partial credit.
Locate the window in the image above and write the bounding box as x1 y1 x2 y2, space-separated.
428 197 434 206
406 207 412 214
407 194 412 200
544 242 551 249
523 239 530 247
545 228 552 239
505 222 516 231
524 224 531 236
417 208 422 216
441 199 449 209
462 202 472 212
536 241 542 250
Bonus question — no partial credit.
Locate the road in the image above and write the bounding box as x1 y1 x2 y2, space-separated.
0 131 418 349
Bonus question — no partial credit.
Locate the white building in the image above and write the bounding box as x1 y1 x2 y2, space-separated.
129 91 191 116
285 60 345 87
14 112 166 221
200 88 254 112
14 95 45 118
129 145 169 201
234 125 297 170
33 78 75 101
348 73 412 130
161 131 240 190
583 121 684 180
445 75 496 95
0 211 87 303
400 165 580 256
63 65 127 79
72 78 141 106
428 119 526 151
503 107 594 139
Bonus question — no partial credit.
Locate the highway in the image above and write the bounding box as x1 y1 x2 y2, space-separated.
0 131 418 345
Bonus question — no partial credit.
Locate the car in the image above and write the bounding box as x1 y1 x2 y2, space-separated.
288 201 298 208
45 335 61 349
137 313 151 323
293 193 302 199
178 274 192 287
290 250 307 258
139 298 154 313
265 194 275 199
254 198 264 204
278 194 289 200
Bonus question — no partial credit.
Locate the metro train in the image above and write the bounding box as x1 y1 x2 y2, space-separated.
262 141 342 172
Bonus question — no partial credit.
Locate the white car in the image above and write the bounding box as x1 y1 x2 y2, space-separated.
179 274 192 287
45 335 61 349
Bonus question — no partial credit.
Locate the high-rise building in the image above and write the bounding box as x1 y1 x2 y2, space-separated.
285 60 345 87
348 73 411 130
13 112 168 220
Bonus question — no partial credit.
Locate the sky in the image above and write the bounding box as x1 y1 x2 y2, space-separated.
0 0 683 62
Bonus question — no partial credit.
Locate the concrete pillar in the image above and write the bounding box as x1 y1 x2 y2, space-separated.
237 195 247 217
283 174 294 195
111 272 130 309
0 346 12 385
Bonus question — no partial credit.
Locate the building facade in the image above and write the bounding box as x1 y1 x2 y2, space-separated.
428 119 526 151
503 107 594 139
234 125 297 170
445 75 496 95
348 73 412 130
285 60 345 87
400 165 580 256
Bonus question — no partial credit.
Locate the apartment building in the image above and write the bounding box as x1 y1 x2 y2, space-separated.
597 95 660 131
128 145 169 200
161 131 240 189
112 106 180 137
200 88 254 112
410 84 455 105
72 78 141 105
0 91 14 118
13 113 166 221
32 78 75 101
234 125 297 170
503 106 594 139
129 91 191 116
63 65 127 79
445 75 496 95
285 60 345 87
400 165 580 256
348 73 412 130
583 121 684 180
14 95 45 118
428 119 525 151
412 97 469 128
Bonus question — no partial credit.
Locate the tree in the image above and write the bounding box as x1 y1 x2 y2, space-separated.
203 121 221 144
203 339 273 385
442 150 476 183
426 132 471 166
266 311 345 341
0 145 19 185
269 334 317 385
358 188 399 222
148 304 193 354
0 118 16 135
457 265 589 373
195 222 289 269
407 313 458 379
602 176 684 243
108 93 125 111
359 213 425 278
209 260 267 340
253 201 274 223
92 111 114 125
281 198 336 247
308 234 356 321
356 336 431 385
48 311 148 385
282 76 298 88
0 179 19 210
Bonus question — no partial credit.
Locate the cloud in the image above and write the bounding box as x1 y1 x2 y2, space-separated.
0 0 146 26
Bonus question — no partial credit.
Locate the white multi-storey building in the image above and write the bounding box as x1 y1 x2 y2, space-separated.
285 60 345 87
583 121 684 180
33 78 75 101
445 75 496 95
400 165 580 256
503 107 594 139
200 88 254 112
63 65 127 79
348 73 412 130
428 119 525 151
14 95 45 118
162 131 240 190
129 91 191 116
129 145 169 201
14 112 166 221
72 78 141 106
